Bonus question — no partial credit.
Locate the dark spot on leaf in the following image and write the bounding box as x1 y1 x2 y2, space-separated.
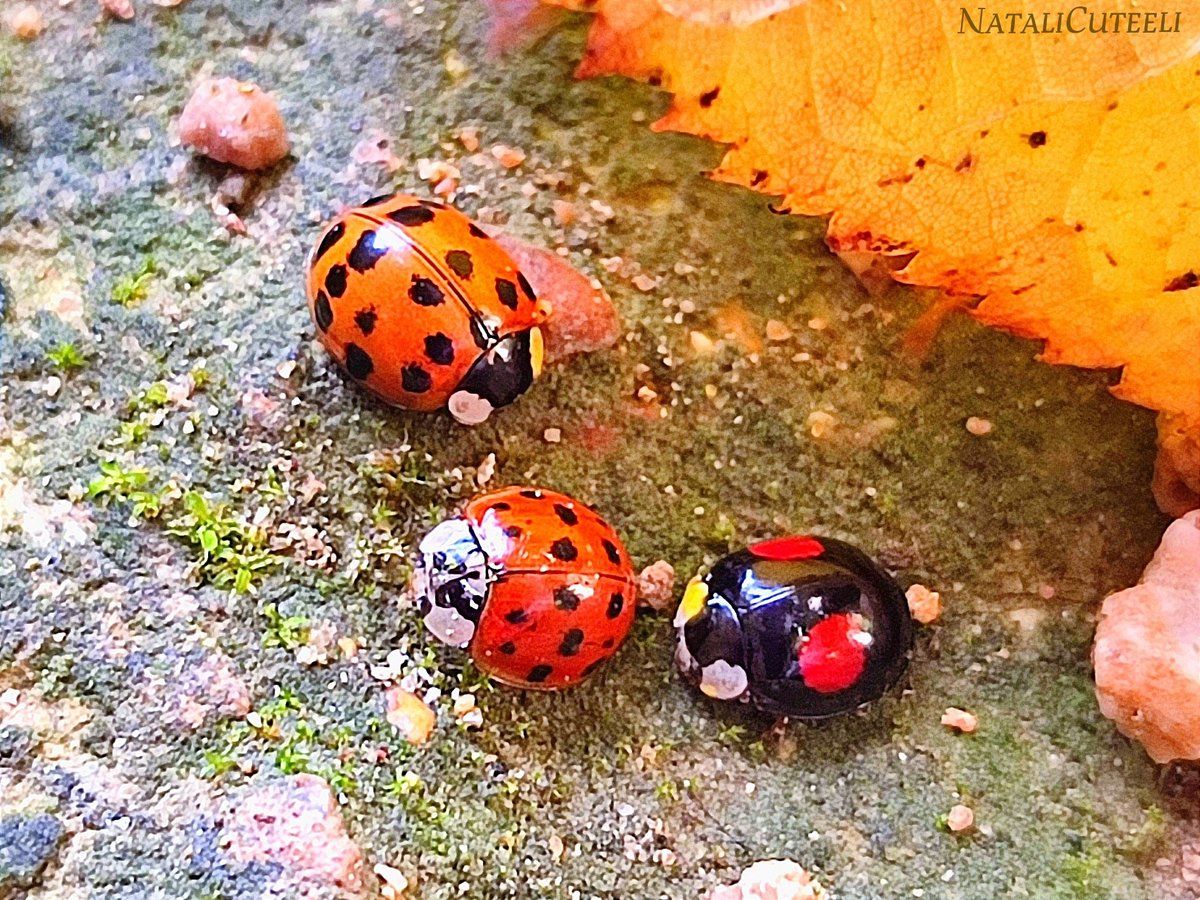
1165 271 1198 292
1028 130 1047 148
750 170 768 186
699 86 720 107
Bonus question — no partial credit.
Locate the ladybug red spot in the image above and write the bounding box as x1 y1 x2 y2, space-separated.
749 535 824 561
798 613 868 694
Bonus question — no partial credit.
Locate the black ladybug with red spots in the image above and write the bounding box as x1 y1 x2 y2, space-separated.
673 535 913 719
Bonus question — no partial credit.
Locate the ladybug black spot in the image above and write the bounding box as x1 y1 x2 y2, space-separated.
348 230 388 273
362 193 394 207
344 343 374 380
559 628 584 657
490 502 511 512
602 637 615 649
424 332 455 365
551 538 578 562
517 272 536 301
419 199 446 209
495 278 519 310
325 264 348 298
446 249 474 279
498 641 516 655
554 586 580 611
553 504 578 526
602 539 622 566
607 592 625 619
409 276 445 307
468 223 490 239
354 308 377 335
388 205 435 226
314 222 345 262
503 525 522 538
314 291 334 331
402 364 433 394
699 86 720 107
505 609 528 624
527 664 553 683
520 490 543 500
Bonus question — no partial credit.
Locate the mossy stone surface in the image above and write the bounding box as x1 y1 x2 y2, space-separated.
0 2 1183 898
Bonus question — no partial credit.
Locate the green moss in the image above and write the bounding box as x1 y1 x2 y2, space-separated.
110 257 157 306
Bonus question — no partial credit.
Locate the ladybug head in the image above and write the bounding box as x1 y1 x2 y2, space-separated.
414 517 492 648
673 579 750 702
447 327 544 425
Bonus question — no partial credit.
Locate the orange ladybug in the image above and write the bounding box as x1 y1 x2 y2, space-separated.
305 194 551 424
413 487 638 689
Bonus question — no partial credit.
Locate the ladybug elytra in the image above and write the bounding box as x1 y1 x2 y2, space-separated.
306 194 551 424
413 487 638 689
674 536 913 718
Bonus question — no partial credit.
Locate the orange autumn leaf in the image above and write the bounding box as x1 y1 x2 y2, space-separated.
546 0 1200 512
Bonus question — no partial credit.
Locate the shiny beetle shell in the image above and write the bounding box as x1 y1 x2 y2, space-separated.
306 194 550 425
413 487 638 689
674 535 913 718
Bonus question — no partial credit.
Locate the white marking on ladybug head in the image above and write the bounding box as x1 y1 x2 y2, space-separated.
423 603 474 649
416 517 490 650
698 659 749 700
448 390 494 425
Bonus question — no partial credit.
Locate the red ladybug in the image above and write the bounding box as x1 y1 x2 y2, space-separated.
305 194 551 424
674 536 913 718
413 487 638 689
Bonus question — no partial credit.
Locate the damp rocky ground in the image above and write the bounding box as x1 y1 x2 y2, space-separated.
0 2 1194 898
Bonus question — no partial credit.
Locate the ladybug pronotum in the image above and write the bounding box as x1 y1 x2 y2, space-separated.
306 194 551 425
413 487 638 690
674 536 913 718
